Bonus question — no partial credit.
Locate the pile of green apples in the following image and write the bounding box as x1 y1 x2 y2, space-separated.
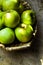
0 0 36 45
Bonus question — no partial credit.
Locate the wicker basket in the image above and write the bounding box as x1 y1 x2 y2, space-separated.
0 0 37 51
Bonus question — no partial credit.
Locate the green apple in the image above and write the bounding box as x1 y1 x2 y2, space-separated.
2 0 20 11
0 28 15 44
21 10 35 25
3 10 20 28
15 24 33 42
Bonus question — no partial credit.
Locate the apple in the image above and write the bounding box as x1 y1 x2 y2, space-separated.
2 0 20 11
15 24 33 42
0 28 15 44
3 10 20 28
21 10 35 25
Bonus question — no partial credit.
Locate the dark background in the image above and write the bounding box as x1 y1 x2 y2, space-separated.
0 0 43 65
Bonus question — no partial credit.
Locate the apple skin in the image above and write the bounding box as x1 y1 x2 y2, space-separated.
15 24 33 42
0 28 15 44
2 0 20 11
3 10 20 28
21 10 35 25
